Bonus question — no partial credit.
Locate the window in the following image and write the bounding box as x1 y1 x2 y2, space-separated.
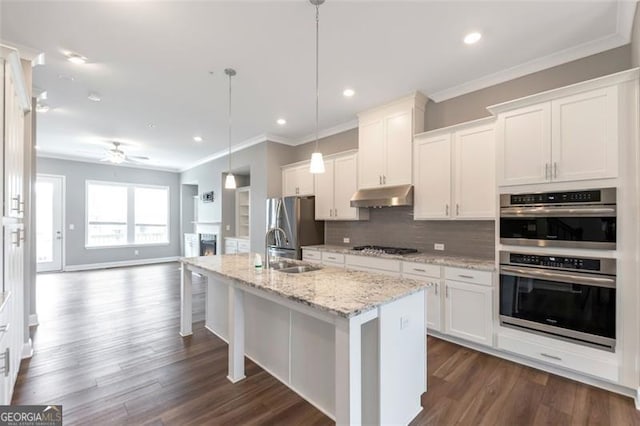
86 181 169 247
135 187 169 244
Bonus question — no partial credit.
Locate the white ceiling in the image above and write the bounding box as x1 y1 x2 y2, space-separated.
1 1 636 172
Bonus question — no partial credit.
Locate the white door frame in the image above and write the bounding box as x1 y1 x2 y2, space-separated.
36 173 65 272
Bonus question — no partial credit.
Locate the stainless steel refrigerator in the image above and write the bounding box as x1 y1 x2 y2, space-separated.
266 196 325 260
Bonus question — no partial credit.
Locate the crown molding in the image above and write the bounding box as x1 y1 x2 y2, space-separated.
180 133 272 172
430 32 629 103
37 152 181 173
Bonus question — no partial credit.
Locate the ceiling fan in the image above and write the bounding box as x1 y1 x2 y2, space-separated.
99 142 149 165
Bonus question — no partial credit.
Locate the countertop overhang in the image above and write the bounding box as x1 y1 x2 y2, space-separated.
181 254 430 318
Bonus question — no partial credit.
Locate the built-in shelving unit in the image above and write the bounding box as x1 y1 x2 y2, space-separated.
235 187 250 238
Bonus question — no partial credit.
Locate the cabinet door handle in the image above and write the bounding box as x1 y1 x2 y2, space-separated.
458 274 474 279
334 208 337 217
10 195 21 213
540 352 562 361
456 204 460 216
544 163 549 180
329 209 333 217
445 204 449 216
553 162 558 179
0 348 9 377
327 256 337 260
434 282 438 295
445 283 449 298
379 175 382 185
383 175 386 184
413 268 426 273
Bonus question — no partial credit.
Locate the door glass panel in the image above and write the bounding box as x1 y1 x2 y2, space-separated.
36 181 54 263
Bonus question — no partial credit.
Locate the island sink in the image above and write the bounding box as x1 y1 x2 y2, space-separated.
277 265 321 274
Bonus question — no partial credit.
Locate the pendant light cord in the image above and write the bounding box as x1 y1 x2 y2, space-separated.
314 3 320 152
228 71 232 173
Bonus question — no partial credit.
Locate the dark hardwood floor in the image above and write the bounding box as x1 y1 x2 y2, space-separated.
14 262 640 425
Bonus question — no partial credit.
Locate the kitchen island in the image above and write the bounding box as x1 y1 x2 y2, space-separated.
180 254 431 425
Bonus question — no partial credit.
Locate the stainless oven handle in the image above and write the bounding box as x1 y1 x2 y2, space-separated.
500 265 616 288
500 206 616 217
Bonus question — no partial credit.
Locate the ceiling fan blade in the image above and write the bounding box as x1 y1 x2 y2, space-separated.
99 157 111 162
128 155 149 161
124 158 144 165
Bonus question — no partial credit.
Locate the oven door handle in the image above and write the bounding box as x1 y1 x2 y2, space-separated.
500 266 616 288
500 206 616 217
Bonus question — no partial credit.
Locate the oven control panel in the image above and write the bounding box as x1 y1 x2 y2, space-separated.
508 253 601 271
509 190 601 205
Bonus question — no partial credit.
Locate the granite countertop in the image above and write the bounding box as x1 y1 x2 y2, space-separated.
302 245 496 271
181 254 430 318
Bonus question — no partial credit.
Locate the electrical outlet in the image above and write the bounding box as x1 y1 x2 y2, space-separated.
400 316 409 330
225 225 231 231
69 224 75 230
343 237 350 244
134 249 139 256
434 243 445 251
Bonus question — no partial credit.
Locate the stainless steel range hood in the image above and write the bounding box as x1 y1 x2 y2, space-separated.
350 184 414 208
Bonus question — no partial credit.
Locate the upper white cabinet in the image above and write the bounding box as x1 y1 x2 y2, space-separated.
414 119 495 220
314 152 368 221
282 162 314 197
491 76 625 186
357 93 426 189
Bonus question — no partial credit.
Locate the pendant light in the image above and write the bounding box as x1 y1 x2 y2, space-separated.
224 68 237 189
308 0 325 174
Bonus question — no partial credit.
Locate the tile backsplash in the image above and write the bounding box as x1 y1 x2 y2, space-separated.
325 206 495 260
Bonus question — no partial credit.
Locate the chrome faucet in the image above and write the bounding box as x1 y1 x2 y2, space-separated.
265 227 288 269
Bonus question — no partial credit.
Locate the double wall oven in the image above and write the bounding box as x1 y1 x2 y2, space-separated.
499 188 617 351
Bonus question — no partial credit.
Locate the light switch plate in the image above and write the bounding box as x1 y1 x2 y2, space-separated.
400 316 409 329
226 225 231 231
434 243 445 251
343 237 350 244
69 224 75 230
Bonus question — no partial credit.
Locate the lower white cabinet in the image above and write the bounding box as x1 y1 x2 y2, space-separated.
225 237 250 254
302 249 321 264
443 280 493 346
282 162 314 197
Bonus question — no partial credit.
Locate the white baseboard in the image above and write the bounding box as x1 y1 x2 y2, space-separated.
28 314 38 327
21 339 33 359
63 256 180 272
636 387 640 410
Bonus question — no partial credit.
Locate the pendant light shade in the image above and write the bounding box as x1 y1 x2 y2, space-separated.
309 0 325 174
224 68 236 189
225 173 237 189
309 152 325 173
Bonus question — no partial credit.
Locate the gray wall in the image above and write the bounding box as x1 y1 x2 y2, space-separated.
291 128 359 164
425 45 632 130
37 157 181 267
633 4 640 68
325 207 494 259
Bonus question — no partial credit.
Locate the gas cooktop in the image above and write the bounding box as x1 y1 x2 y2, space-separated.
352 245 418 256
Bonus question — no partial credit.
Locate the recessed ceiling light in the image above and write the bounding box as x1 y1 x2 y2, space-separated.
276 118 287 125
65 52 88 64
58 74 75 81
36 103 50 113
343 88 355 97
193 136 203 142
147 123 156 129
464 32 482 45
88 92 101 102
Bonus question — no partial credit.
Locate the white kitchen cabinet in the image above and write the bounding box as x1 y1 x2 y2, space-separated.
551 87 618 182
401 263 442 333
302 248 321 264
314 152 368 221
414 119 495 220
357 93 426 189
493 84 619 186
282 162 314 197
413 133 451 219
3 58 25 219
444 280 493 346
453 124 496 218
225 237 249 254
